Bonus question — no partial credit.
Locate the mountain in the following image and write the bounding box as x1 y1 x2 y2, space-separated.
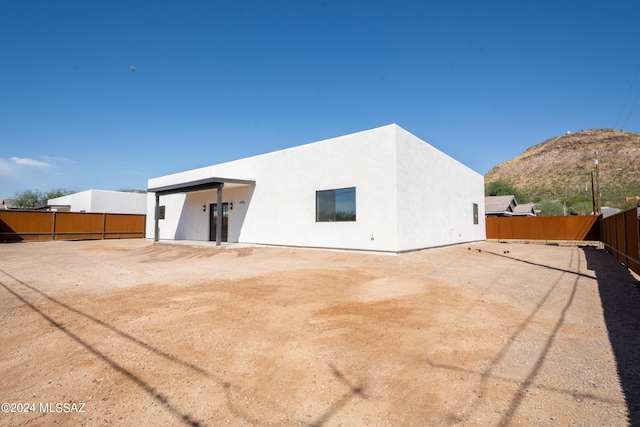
485 129 640 207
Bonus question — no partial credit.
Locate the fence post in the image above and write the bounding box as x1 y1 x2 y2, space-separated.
51 211 56 241
622 210 628 267
102 213 107 240
613 215 622 261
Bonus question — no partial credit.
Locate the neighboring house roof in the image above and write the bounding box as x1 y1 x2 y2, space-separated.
513 203 536 216
600 207 622 219
0 199 16 209
484 195 517 216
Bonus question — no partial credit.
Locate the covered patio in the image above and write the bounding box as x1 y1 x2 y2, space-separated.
148 176 256 246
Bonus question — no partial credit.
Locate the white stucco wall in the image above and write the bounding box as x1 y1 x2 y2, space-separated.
49 191 93 212
49 190 147 214
394 126 486 251
147 124 486 252
146 186 257 242
148 126 399 250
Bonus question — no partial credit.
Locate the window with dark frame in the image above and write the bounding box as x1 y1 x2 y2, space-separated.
316 187 356 222
157 205 166 220
473 203 479 224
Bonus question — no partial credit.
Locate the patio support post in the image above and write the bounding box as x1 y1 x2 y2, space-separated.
154 193 160 242
216 183 224 246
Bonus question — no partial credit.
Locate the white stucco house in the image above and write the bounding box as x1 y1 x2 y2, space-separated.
48 190 147 214
146 124 486 253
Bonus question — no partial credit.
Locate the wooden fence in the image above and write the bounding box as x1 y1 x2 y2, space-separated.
600 208 640 276
0 210 146 242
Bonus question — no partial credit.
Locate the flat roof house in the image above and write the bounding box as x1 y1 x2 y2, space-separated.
147 124 486 253
48 189 147 214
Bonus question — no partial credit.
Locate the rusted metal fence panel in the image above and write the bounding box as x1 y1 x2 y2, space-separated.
487 210 639 276
601 207 640 275
626 209 640 275
104 214 146 239
54 212 104 240
486 216 600 241
0 211 54 241
0 210 145 242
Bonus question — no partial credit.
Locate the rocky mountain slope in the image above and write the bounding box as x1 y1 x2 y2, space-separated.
485 129 640 205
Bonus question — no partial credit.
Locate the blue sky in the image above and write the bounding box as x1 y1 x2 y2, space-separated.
1 1 639 198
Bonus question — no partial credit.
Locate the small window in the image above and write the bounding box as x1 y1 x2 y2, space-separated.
316 187 356 222
473 203 479 224
157 205 166 220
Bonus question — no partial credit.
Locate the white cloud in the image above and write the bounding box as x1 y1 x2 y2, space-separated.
0 158 17 178
42 156 74 164
11 157 52 168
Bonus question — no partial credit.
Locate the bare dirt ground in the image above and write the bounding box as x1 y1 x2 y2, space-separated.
1 239 639 426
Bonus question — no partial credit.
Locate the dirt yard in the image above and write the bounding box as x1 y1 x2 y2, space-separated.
1 239 638 426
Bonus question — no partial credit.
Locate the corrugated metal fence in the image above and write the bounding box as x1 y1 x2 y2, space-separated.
600 208 640 275
0 210 146 242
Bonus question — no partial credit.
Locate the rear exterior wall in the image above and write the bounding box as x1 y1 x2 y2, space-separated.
394 127 486 251
147 126 399 251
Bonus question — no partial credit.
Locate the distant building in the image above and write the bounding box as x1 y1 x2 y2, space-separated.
484 196 537 217
600 206 622 219
48 190 147 214
484 195 517 217
513 203 536 216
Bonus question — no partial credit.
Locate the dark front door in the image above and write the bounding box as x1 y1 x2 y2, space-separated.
209 203 228 242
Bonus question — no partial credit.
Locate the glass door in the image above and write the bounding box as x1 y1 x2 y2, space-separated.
209 203 228 242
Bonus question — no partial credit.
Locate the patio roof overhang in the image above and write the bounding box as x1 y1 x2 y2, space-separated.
148 176 256 245
148 176 256 196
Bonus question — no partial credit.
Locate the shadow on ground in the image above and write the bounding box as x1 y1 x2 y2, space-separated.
582 246 640 426
0 269 364 426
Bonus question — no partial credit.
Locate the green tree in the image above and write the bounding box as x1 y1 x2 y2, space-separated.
536 199 564 216
10 188 74 209
566 195 593 215
485 180 526 203
46 188 74 199
10 189 44 208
